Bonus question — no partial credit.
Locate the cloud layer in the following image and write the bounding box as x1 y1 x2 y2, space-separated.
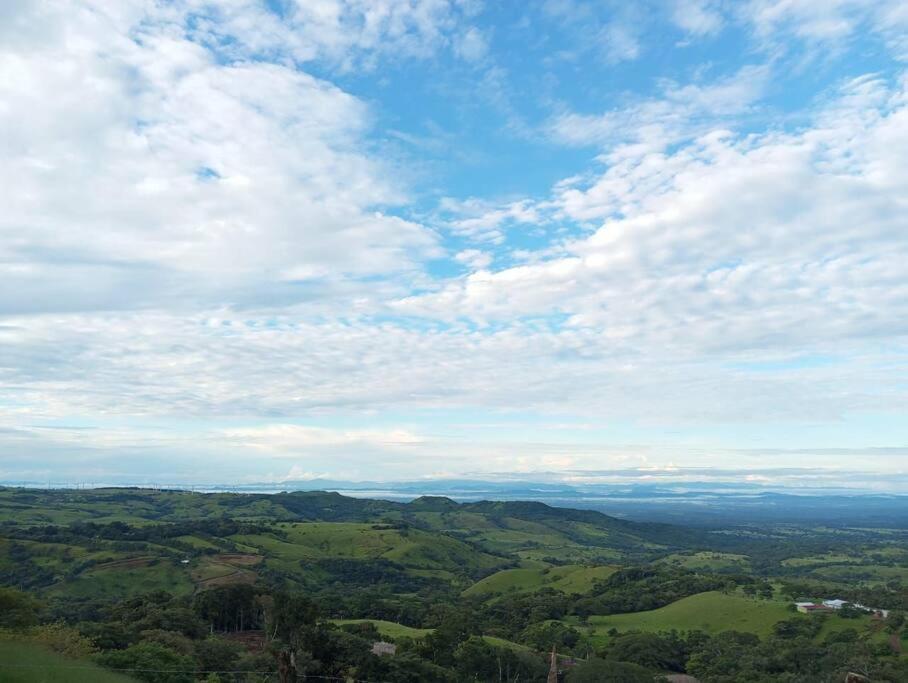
1 1 907 485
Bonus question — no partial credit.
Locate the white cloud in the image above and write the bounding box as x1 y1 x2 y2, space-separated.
220 424 424 453
397 73 908 391
0 0 451 315
600 22 640 64
740 0 908 59
2 1 908 485
672 0 725 37
549 64 770 149
454 26 489 62
454 249 493 269
440 197 542 243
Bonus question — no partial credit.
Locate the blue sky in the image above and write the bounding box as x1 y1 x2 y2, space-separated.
1 0 908 488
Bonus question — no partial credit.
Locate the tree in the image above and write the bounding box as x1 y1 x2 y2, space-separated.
565 658 652 683
95 642 196 683
0 587 41 629
267 593 320 683
520 621 581 652
453 636 546 682
604 632 686 672
194 637 241 673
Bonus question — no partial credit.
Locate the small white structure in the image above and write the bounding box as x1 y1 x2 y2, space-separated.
797 603 832 613
794 598 890 619
371 641 396 656
854 603 890 618
823 599 848 609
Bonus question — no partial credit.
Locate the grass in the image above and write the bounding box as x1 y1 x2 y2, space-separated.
332 619 432 639
547 565 619 593
659 551 751 572
463 568 547 597
782 554 862 567
813 564 908 585
0 641 137 683
584 591 793 642
235 522 507 575
331 621 534 653
481 635 533 652
463 564 619 598
49 562 194 599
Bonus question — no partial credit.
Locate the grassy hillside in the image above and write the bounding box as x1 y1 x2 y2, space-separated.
584 591 793 640
0 487 722 601
0 641 137 683
658 551 751 572
463 564 619 598
332 619 533 653
332 619 432 639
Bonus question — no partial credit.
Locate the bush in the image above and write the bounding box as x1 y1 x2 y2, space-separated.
27 622 98 659
565 657 653 682
0 587 42 629
95 642 196 683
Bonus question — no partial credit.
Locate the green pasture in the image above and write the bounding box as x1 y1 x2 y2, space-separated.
584 591 792 641
463 564 619 598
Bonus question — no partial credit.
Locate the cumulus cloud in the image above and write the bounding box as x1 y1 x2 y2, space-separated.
397 74 908 395
0 0 449 314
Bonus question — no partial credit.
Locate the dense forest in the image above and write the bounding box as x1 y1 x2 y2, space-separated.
1 487 907 681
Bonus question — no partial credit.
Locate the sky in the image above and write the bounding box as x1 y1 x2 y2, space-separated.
1 0 907 489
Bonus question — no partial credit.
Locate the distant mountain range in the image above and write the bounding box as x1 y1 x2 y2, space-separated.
5 478 904 527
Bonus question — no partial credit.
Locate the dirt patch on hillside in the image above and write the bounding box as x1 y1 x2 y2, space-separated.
215 553 263 566
226 630 267 653
197 568 257 589
93 556 155 571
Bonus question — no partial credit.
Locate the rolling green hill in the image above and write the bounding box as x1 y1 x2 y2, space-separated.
0 487 725 601
585 591 793 640
463 564 619 598
332 619 533 653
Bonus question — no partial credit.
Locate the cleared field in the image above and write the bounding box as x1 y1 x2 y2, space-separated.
234 522 506 575
0 640 137 683
585 591 792 641
813 564 908 585
463 568 547 597
782 553 862 567
547 565 619 593
332 620 533 654
49 561 194 599
464 564 619 597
